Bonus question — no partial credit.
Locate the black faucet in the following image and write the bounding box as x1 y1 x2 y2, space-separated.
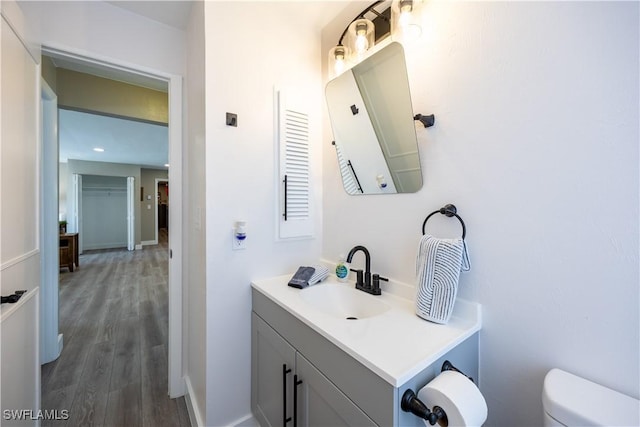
346 245 387 295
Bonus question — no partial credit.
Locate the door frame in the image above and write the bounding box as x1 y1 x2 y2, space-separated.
40 78 63 364
41 46 185 398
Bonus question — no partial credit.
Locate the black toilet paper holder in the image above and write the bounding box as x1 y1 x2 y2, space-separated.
400 360 474 425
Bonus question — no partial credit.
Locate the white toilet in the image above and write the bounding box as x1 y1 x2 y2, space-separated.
542 368 640 426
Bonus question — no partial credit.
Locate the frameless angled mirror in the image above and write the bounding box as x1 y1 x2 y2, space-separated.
326 42 422 195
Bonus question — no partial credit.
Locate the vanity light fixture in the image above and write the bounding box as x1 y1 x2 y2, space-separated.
328 0 424 78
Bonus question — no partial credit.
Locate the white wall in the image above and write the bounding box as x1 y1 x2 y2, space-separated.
203 2 328 424
323 2 639 426
19 1 185 76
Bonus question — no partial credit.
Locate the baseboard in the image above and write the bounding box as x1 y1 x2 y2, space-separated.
141 240 158 246
56 333 64 359
229 413 259 427
83 243 127 251
184 376 205 427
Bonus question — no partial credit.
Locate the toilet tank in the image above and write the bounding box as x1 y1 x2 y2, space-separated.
542 368 640 426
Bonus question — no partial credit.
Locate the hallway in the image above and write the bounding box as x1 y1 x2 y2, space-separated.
41 230 190 426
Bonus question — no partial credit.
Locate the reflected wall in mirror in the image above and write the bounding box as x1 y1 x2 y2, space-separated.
326 42 422 195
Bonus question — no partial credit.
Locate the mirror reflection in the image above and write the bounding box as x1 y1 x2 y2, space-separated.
326 42 422 195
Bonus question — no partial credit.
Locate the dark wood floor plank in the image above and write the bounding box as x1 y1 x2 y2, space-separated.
109 316 141 392
95 297 123 343
44 335 93 392
104 382 142 427
141 345 181 427
66 340 114 426
41 384 76 427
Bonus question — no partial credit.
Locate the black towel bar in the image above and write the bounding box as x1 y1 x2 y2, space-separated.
422 204 466 239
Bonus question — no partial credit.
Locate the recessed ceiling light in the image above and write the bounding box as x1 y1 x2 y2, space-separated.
164 163 170 168
93 147 105 152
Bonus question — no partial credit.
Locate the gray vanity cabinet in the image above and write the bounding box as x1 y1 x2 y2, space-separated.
252 287 479 427
252 313 375 427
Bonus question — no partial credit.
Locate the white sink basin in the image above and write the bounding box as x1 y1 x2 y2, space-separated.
300 283 391 319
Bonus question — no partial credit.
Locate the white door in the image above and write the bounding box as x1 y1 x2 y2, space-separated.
1 10 42 422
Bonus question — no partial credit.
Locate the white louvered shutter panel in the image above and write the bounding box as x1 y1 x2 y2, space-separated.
277 89 314 239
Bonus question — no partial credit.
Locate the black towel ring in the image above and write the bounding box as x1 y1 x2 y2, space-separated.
422 204 467 239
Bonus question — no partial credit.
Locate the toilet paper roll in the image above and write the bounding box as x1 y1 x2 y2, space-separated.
417 370 487 427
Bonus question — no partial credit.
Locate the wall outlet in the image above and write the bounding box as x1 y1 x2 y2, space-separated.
232 229 247 250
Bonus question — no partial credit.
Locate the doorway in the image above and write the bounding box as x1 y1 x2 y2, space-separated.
40 46 184 398
156 179 169 244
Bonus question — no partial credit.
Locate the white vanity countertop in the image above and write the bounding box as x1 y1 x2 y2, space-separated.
251 275 481 387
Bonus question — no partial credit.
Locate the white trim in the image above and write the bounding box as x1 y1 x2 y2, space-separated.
185 376 204 427
127 176 135 251
40 78 63 364
141 240 158 246
0 287 38 323
1 249 40 271
39 45 184 398
229 414 259 427
167 76 184 398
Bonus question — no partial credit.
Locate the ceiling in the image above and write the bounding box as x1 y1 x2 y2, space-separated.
59 109 169 169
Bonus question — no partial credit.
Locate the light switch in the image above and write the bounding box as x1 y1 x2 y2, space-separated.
226 112 238 127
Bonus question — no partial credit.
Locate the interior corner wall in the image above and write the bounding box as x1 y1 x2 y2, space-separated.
184 0 206 424
322 2 639 426
203 2 324 425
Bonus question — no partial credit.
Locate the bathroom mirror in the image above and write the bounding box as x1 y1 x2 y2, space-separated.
326 42 422 195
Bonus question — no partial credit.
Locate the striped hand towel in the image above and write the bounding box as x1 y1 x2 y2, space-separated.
415 235 470 324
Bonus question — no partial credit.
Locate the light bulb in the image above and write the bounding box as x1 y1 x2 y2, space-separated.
354 23 369 54
355 34 369 54
347 19 374 59
334 57 345 75
330 45 348 77
399 11 411 29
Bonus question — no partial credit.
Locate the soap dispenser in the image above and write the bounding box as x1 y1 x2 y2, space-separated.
335 254 350 282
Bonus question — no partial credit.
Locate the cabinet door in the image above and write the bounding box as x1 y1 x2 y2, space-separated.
295 353 377 427
252 314 296 427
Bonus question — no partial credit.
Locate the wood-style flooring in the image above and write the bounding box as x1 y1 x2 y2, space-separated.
41 229 191 427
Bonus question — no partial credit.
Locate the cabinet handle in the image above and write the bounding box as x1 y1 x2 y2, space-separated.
283 364 292 425
293 374 303 427
282 175 288 221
